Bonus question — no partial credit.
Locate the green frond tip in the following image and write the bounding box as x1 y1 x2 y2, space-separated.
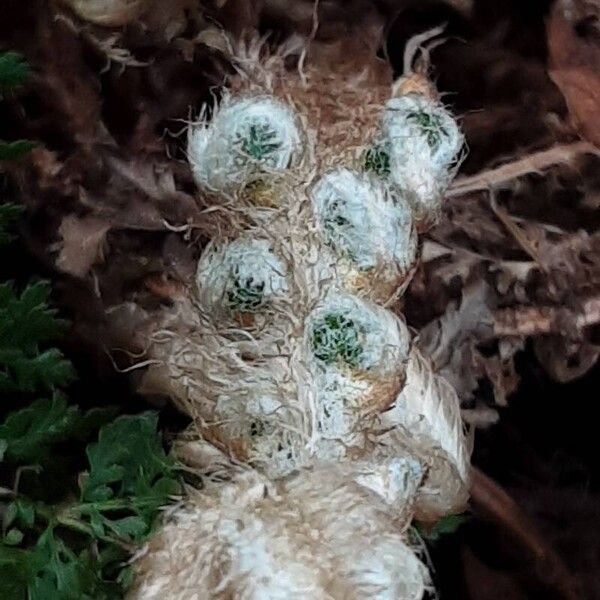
406 111 448 151
79 412 182 543
0 203 24 245
0 52 30 89
0 140 36 161
0 409 177 597
311 312 364 368
364 144 391 176
0 280 75 393
4 527 122 600
0 395 80 463
240 123 281 161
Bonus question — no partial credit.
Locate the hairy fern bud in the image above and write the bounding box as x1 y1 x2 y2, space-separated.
187 95 304 199
311 168 418 302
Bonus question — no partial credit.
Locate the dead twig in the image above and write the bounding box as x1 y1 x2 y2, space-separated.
297 0 320 86
448 141 599 197
492 296 600 338
488 192 547 269
470 467 580 600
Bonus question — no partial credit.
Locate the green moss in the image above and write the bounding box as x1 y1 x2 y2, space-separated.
406 111 447 151
311 313 363 368
364 144 390 176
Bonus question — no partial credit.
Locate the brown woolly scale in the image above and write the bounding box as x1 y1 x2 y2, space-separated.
227 36 393 165
141 288 413 478
391 72 440 102
131 30 470 599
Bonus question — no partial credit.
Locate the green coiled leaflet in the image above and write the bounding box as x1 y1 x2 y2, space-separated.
406 111 447 151
311 313 363 368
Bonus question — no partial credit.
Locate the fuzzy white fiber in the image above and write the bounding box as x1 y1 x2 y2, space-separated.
351 452 424 509
142 298 302 478
311 168 418 301
175 436 425 517
377 346 470 521
128 465 430 600
382 93 463 226
187 95 303 195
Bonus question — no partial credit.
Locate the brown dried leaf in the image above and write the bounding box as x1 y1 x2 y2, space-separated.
210 0 263 36
142 0 198 40
534 336 600 383
57 0 148 27
195 27 233 55
432 195 517 259
56 215 111 277
35 9 109 148
104 301 151 352
475 338 523 407
418 280 494 401
99 157 202 230
547 0 600 145
534 230 600 304
144 274 186 300
28 148 64 187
